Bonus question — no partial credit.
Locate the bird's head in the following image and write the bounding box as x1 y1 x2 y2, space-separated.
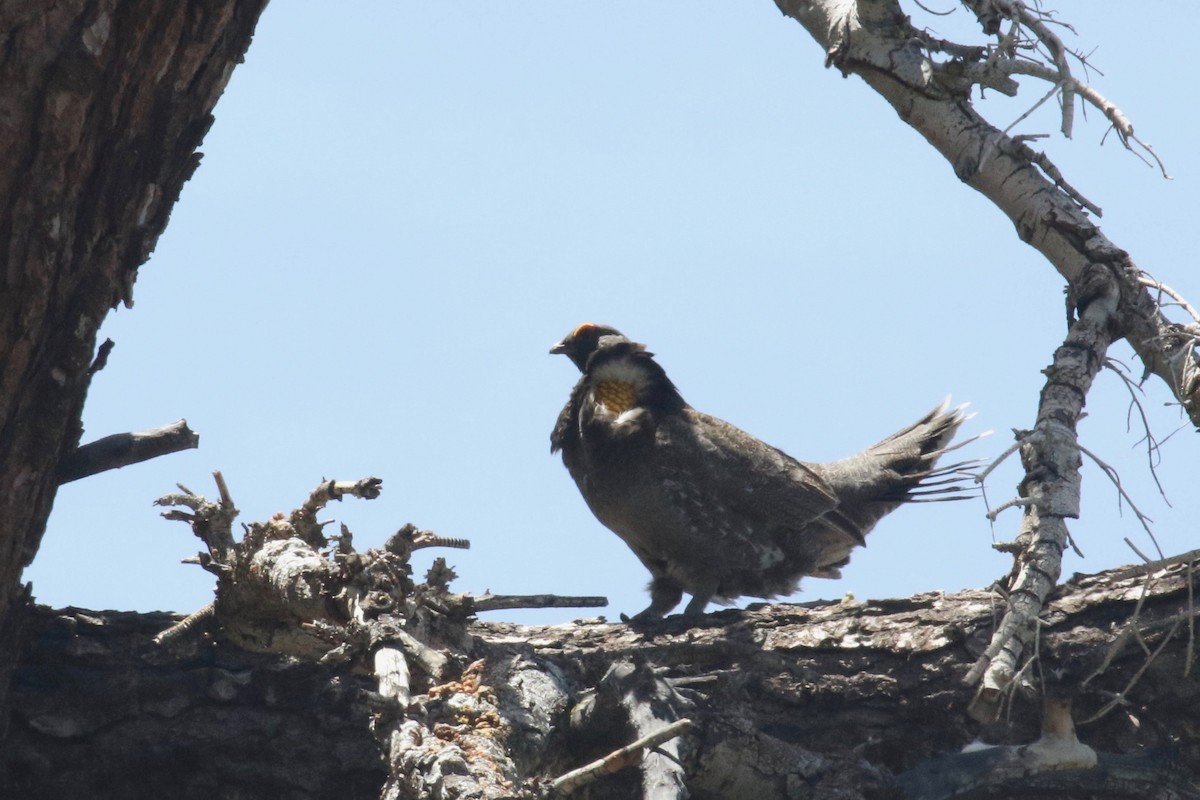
550 322 631 372
551 323 685 414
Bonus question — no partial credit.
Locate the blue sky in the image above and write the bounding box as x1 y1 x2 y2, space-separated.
30 3 1200 624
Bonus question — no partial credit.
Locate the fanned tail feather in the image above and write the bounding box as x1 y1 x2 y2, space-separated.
811 398 986 541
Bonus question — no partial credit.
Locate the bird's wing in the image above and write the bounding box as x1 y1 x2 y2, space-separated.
654 409 841 534
550 376 588 454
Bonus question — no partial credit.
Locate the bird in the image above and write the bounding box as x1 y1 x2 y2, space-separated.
549 322 975 623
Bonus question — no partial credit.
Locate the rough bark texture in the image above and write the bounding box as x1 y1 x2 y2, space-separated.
3 561 1197 799
964 266 1120 717
5 607 384 799
0 0 267 731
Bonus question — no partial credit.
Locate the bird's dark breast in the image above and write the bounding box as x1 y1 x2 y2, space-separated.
568 407 657 524
568 409 689 554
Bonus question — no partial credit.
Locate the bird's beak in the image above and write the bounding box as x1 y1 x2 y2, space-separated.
549 339 568 355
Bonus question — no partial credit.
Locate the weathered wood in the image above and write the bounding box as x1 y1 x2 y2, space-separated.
4 606 384 799
4 560 1197 799
56 419 199 483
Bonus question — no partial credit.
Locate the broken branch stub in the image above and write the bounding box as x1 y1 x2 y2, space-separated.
156 473 613 797
155 473 477 664
58 419 199 484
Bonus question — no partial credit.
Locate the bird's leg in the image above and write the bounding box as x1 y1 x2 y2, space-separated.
682 588 714 618
621 577 682 624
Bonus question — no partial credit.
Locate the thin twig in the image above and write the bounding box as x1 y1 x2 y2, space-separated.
985 496 1033 521
1138 276 1200 324
1000 58 1170 178
976 435 1027 484
1082 575 1151 689
1079 619 1182 724
958 4 1171 180
153 602 216 646
979 79 1062 170
1109 548 1200 581
1187 558 1196 677
1123 537 1152 564
472 594 608 613
1105 358 1169 503
1011 2 1075 136
1002 652 1037 725
1003 136 1103 215
548 719 694 795
1076 442 1162 558
912 0 956 17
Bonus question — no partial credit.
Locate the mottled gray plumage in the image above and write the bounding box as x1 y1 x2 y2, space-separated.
550 323 974 623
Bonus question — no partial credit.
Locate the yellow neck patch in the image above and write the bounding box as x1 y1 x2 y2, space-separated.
594 380 638 414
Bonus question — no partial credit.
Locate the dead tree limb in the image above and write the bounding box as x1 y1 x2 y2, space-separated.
57 420 199 484
555 660 694 799
773 0 1200 735
472 594 609 613
7 558 1200 798
154 475 612 799
774 0 1200 427
965 265 1120 716
549 717 694 797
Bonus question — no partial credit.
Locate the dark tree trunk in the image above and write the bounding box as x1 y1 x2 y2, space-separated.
0 0 267 731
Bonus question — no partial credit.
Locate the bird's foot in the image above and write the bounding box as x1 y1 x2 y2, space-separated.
619 578 683 627
619 607 667 629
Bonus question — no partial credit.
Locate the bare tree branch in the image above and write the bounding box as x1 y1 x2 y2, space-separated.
57 420 199 484
964 265 1119 715
549 718 695 796
472 594 609 613
774 0 1200 427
